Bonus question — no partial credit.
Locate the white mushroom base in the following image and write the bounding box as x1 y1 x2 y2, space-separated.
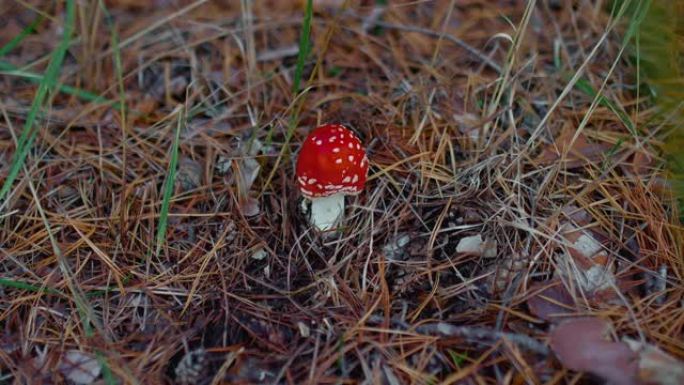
308 194 345 232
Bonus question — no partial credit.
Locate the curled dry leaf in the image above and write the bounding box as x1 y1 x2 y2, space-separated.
557 222 618 296
238 157 261 197
58 350 101 385
624 339 684 385
550 317 639 385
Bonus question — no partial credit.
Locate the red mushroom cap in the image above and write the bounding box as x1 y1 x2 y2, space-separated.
295 123 369 198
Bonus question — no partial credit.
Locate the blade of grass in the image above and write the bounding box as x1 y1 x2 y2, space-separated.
524 0 631 149
263 0 313 147
0 0 76 203
261 0 321 194
155 106 184 257
0 61 118 107
570 76 637 135
292 0 313 95
0 277 63 295
0 13 45 57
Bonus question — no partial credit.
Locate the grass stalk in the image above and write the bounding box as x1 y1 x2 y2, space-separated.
155 106 184 257
0 0 77 202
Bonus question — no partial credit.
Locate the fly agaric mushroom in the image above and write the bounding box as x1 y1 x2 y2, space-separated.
295 123 369 231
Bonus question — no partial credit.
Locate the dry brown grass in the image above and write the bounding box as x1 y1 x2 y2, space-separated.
0 0 682 384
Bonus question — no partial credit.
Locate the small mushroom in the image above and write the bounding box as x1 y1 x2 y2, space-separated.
295 123 369 231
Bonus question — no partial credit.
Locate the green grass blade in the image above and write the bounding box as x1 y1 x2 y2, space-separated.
0 0 76 203
96 352 116 385
0 61 118 107
155 107 183 257
572 76 637 135
0 13 44 57
264 0 313 148
0 277 63 295
292 0 313 94
98 0 127 117
261 0 314 192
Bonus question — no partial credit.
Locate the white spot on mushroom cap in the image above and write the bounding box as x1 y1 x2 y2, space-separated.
316 140 322 145
328 136 337 142
307 178 317 185
335 158 342 164
352 174 358 183
332 147 340 153
342 176 351 183
348 155 354 162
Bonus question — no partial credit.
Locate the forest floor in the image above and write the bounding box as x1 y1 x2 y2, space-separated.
0 1 683 384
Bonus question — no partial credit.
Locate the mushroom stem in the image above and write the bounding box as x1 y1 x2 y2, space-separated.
309 193 345 231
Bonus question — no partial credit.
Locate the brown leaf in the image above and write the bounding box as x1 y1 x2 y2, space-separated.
536 126 612 168
621 151 655 176
550 317 639 385
239 196 260 217
527 280 576 321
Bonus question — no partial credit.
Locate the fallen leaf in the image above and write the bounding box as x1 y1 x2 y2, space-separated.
550 317 639 385
383 233 411 261
174 348 207 385
456 234 483 254
622 151 654 176
251 248 268 261
176 157 203 192
239 196 260 217
536 125 612 168
624 339 684 385
527 280 576 321
238 157 261 198
215 156 232 175
58 350 101 385
557 222 617 297
456 234 497 257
